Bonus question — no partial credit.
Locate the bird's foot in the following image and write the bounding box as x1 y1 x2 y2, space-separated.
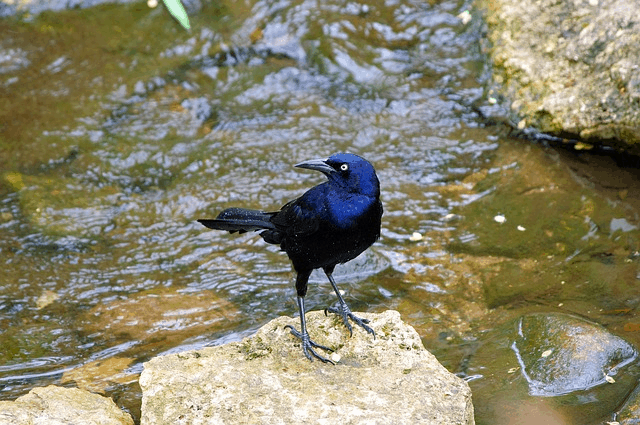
325 302 376 338
284 325 335 364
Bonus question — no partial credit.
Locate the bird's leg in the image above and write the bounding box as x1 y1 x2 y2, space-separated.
285 296 335 364
324 270 375 338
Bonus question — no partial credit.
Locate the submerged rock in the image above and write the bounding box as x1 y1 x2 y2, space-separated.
513 312 637 396
467 311 639 423
0 385 133 425
616 380 640 424
480 0 640 149
78 286 240 344
140 310 474 425
60 357 136 395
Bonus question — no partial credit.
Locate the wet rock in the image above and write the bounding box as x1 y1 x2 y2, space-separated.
0 385 134 425
61 357 136 394
513 313 637 396
617 380 640 424
140 310 475 425
480 0 640 149
467 311 639 423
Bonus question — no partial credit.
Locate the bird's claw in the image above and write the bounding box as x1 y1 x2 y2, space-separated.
285 324 335 364
325 303 376 338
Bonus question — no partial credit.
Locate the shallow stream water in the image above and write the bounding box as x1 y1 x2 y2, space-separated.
2 0 640 423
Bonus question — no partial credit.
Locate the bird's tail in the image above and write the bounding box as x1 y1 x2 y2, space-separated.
198 207 276 234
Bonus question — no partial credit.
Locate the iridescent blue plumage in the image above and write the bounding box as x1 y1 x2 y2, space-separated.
198 153 383 363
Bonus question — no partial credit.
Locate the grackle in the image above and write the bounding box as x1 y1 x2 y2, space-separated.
198 152 383 363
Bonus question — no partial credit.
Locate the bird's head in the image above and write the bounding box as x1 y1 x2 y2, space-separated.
295 152 380 197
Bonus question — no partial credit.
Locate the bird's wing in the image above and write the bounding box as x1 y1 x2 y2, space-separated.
270 193 323 237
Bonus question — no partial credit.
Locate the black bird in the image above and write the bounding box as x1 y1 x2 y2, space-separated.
198 152 383 363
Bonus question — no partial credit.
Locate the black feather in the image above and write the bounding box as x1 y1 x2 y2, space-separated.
197 208 276 233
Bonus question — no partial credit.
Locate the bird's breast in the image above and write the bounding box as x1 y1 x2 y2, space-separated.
283 193 381 271
325 194 377 230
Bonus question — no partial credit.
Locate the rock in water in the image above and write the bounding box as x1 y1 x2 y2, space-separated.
479 0 640 149
513 312 637 396
616 381 640 424
140 310 474 425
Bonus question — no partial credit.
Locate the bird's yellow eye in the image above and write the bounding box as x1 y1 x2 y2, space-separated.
340 164 348 171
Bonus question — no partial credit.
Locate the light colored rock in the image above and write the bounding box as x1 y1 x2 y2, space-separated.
0 385 134 425
480 0 640 149
140 310 474 425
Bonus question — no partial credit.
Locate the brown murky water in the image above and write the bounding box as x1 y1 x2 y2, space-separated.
2 0 640 423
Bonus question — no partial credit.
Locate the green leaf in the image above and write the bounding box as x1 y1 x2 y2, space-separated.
161 0 191 31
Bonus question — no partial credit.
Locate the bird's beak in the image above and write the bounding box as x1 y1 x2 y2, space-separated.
294 158 335 175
